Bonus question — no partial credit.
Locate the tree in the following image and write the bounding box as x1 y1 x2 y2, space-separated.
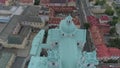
108 16 118 26
105 6 114 16
113 16 119 20
109 27 116 35
95 0 106 5
84 23 90 29
108 38 120 49
109 20 118 26
34 0 40 5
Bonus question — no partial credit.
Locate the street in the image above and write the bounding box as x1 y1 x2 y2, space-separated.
76 0 94 52
76 0 120 67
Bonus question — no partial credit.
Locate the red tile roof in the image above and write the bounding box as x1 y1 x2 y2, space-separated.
48 17 80 25
108 48 120 56
88 15 120 59
68 0 76 2
49 6 76 12
19 0 33 3
49 17 63 24
0 0 6 3
87 15 99 25
96 44 110 58
100 15 109 21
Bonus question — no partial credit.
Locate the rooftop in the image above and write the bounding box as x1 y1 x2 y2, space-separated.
29 16 99 68
0 0 6 3
12 57 25 68
16 15 42 23
88 16 120 60
19 0 33 3
22 6 49 16
50 0 66 3
0 15 19 41
99 15 109 21
0 52 13 68
0 15 37 41
8 26 31 44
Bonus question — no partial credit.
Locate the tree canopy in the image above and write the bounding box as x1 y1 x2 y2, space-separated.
108 38 120 49
34 0 40 5
105 7 114 16
95 0 106 5
83 23 90 29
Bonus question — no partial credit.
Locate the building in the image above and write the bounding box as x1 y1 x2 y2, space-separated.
48 6 80 28
99 15 109 24
0 15 31 49
19 15 45 29
87 15 120 60
18 0 34 5
91 6 106 14
0 52 16 68
22 6 49 22
0 6 24 23
0 0 6 4
87 15 110 35
40 0 76 6
48 17 80 28
28 16 99 68
113 0 120 7
0 0 12 6
68 0 76 6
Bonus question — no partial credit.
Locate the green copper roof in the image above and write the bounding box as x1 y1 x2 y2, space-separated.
59 38 78 68
28 16 99 68
0 52 13 68
28 56 47 68
30 30 45 56
59 15 76 34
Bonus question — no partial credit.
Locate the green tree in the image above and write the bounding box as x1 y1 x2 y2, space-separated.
108 38 120 49
108 16 118 26
95 0 106 5
84 23 90 29
105 6 114 16
109 27 116 35
113 16 119 20
34 0 40 5
109 20 118 26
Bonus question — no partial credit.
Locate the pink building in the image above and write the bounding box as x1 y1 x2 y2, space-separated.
0 0 6 4
87 15 120 60
99 15 109 24
19 0 34 5
40 0 76 6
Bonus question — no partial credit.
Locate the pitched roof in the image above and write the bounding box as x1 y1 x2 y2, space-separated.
96 44 110 58
100 15 109 21
0 0 6 3
19 0 33 3
87 15 99 25
108 48 120 56
49 17 80 25
49 6 76 12
50 0 66 3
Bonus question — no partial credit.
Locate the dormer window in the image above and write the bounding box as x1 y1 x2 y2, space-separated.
77 42 80 46
55 42 58 45
52 62 55 66
68 20 70 24
62 33 64 36
67 20 71 25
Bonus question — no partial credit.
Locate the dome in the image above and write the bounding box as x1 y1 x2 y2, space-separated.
59 15 77 34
